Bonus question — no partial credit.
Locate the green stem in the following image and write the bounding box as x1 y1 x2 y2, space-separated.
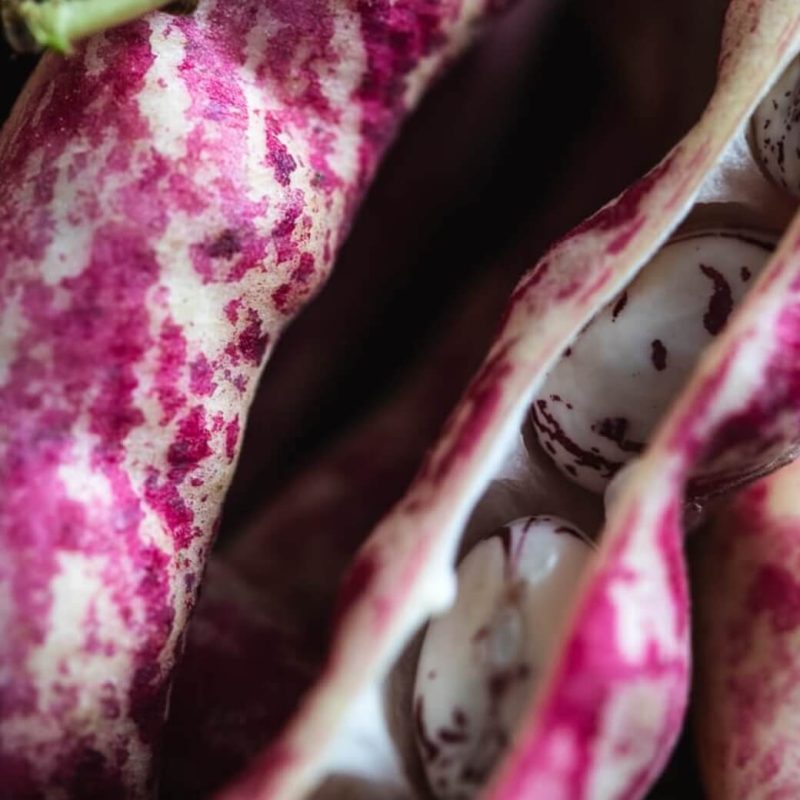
3 0 174 53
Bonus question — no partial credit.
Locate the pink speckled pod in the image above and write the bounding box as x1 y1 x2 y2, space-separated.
201 2 800 799
693 458 800 798
0 0 521 794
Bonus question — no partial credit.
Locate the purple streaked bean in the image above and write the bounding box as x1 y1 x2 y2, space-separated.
752 56 800 198
532 229 774 494
413 516 593 800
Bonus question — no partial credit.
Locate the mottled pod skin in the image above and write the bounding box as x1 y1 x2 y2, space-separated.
210 3 800 800
0 0 505 794
693 458 800 799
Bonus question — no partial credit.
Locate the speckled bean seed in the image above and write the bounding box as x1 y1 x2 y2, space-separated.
532 229 774 494
413 516 593 800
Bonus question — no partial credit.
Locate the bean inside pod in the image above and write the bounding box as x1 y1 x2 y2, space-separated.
173 16 800 800
404 49 800 782
411 220 793 798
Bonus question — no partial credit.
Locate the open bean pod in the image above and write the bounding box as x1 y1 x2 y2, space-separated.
213 2 800 799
